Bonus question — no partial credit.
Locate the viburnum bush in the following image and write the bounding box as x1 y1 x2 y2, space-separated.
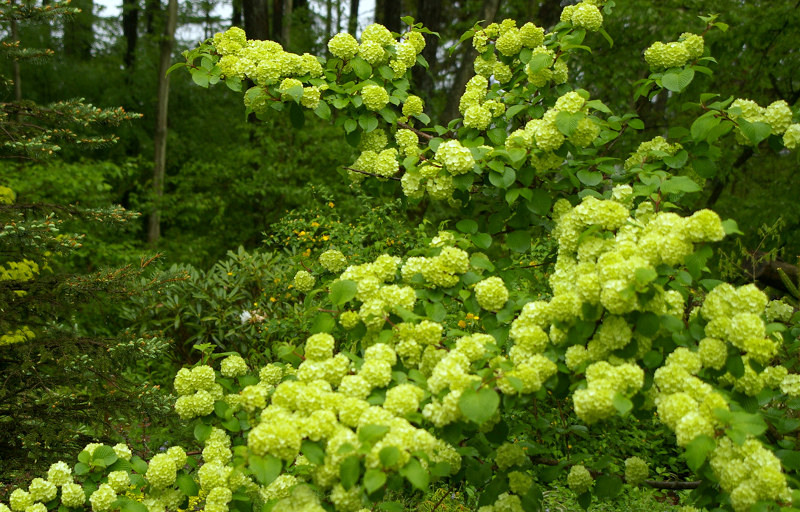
6 1 800 511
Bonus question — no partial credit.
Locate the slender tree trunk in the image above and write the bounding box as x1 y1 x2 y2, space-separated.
232 0 243 27
243 0 269 39
382 0 400 34
325 0 332 45
122 0 138 68
348 0 359 35
10 0 21 106
442 0 501 122
144 0 160 33
281 0 292 47
272 0 283 42
412 0 441 108
148 0 178 246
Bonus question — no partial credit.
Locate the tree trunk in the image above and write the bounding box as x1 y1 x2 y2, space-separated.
442 0 501 122
382 0 400 34
272 0 283 42
63 0 94 59
10 0 21 107
232 0 242 27
325 0 332 45
122 0 138 68
144 0 160 33
374 0 383 24
281 0 292 47
243 0 269 39
348 0 359 35
412 0 441 109
148 0 177 246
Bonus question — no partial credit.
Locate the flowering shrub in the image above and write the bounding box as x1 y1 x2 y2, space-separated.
6 2 800 512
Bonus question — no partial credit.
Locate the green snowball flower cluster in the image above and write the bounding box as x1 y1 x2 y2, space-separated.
709 437 791 512
567 464 594 494
573 361 644 423
174 365 222 419
221 354 249 377
624 456 649 486
784 123 800 149
293 270 316 292
644 32 704 70
728 98 795 144
562 2 604 32
319 249 347 273
402 95 424 117
327 32 358 60
624 136 683 169
360 84 389 112
474 276 509 311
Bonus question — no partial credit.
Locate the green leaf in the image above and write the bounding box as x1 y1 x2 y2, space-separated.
527 53 553 74
612 393 633 416
314 100 331 120
471 232 492 249
459 386 500 424
594 474 623 498
684 434 715 472
663 149 689 169
130 456 148 475
340 455 362 490
194 423 212 443
310 312 335 334
470 253 495 272
692 157 717 178
636 312 660 337
691 115 720 141
379 446 401 468
191 70 210 88
661 68 694 92
506 230 531 253
634 267 657 286
364 468 387 494
576 169 603 186
330 279 358 306
378 502 404 512
93 446 118 466
352 57 373 80
722 219 743 235
301 440 326 466
121 500 148 512
285 85 304 103
525 189 551 216
726 354 745 378
577 491 592 510
738 119 771 145
74 462 90 476
555 111 584 136
627 118 645 130
359 115 379 133
400 458 429 491
176 473 199 496
660 176 701 194
456 219 478 234
249 454 282 486
359 424 390 444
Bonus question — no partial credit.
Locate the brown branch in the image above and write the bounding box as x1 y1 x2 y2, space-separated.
342 167 402 181
397 121 435 140
645 479 701 490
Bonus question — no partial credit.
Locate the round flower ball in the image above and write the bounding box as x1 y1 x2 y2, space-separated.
220 354 249 377
293 270 316 292
475 276 509 312
361 84 389 111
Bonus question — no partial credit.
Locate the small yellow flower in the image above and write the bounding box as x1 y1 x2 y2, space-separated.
322 235 330 241
299 231 307 236
458 320 467 328
328 202 335 208
270 297 277 302
311 221 320 228
227 272 233 276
